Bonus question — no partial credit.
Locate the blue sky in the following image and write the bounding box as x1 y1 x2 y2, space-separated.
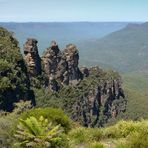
0 0 147 22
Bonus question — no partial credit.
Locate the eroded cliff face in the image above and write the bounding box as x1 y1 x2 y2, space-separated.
60 66 126 127
23 38 41 76
72 68 126 127
0 29 126 126
42 41 82 91
22 39 126 126
62 44 82 85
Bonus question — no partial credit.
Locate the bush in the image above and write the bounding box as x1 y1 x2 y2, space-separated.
88 142 105 148
126 129 148 148
0 27 32 111
0 59 12 72
19 107 72 133
69 120 148 147
103 120 148 138
0 112 18 147
14 116 69 148
68 127 103 146
116 129 148 148
69 128 86 144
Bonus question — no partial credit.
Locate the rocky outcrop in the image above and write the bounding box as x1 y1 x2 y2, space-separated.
80 67 89 77
62 44 82 85
42 42 82 90
42 41 61 75
70 67 126 127
23 38 41 76
0 28 127 126
42 41 61 91
22 38 126 126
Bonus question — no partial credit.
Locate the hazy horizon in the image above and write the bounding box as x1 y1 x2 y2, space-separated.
0 0 148 22
0 21 145 23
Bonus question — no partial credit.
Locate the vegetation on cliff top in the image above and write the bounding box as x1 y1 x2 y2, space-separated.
0 26 148 147
0 27 34 111
0 106 147 148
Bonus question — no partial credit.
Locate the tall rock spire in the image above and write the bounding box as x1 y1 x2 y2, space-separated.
23 38 41 76
42 42 82 88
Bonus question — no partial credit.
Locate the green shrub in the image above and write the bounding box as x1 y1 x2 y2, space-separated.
103 120 148 138
0 112 18 147
116 142 128 148
69 120 148 147
116 129 148 148
87 128 103 141
34 67 125 127
19 107 72 133
68 127 103 145
88 142 105 148
14 116 68 148
125 129 148 148
13 100 33 114
69 128 86 144
0 27 31 111
0 59 12 72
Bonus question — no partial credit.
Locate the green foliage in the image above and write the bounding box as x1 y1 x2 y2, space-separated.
19 107 72 133
122 74 148 120
0 110 147 148
0 59 12 72
13 100 33 114
125 129 148 148
0 76 13 91
68 127 103 147
0 107 70 148
0 112 18 147
80 23 148 73
69 128 87 144
103 120 148 138
68 120 148 147
0 27 21 62
34 67 123 126
116 129 148 148
105 73 148 124
88 142 105 148
0 101 33 147
14 116 67 148
0 27 31 111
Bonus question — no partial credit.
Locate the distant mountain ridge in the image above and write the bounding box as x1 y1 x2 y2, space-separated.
0 22 147 74
126 22 148 28
80 22 148 74
0 22 128 53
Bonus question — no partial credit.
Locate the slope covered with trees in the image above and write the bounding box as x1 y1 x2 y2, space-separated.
80 22 148 73
0 26 147 148
0 27 35 111
0 27 126 127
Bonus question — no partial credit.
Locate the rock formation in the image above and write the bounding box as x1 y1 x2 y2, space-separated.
80 67 89 77
0 28 127 126
71 67 126 127
42 41 82 90
23 38 41 76
42 41 61 75
62 44 82 85
22 38 127 126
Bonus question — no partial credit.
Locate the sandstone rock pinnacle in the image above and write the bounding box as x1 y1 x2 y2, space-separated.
23 38 41 76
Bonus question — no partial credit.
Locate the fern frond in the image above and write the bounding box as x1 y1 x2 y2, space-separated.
19 118 35 135
29 116 43 136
